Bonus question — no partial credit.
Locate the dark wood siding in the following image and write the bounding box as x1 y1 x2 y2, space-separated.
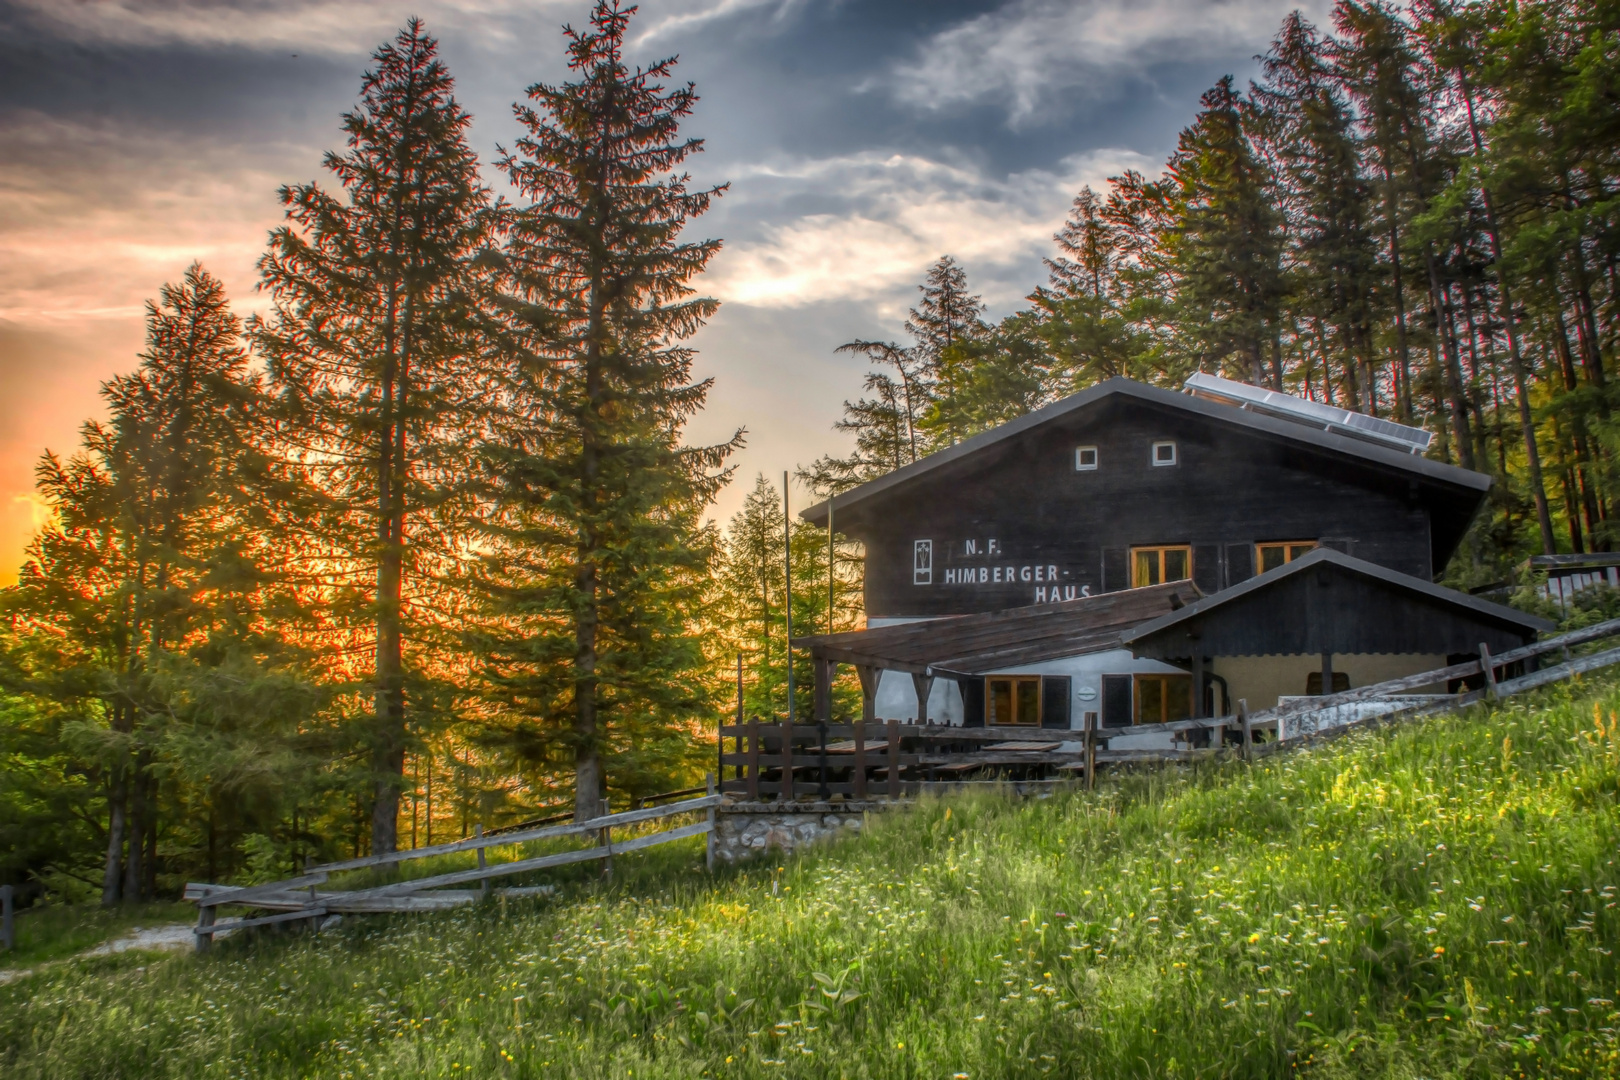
1130 565 1537 659
847 398 1448 619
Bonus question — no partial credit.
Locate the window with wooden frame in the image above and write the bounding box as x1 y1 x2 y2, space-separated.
986 676 1042 725
1075 445 1098 471
1256 540 1317 574
1134 673 1192 725
1131 544 1192 587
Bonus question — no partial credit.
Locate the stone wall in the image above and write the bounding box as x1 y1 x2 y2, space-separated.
712 801 893 864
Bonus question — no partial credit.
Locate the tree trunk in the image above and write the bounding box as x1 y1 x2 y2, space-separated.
123 752 149 902
575 277 605 825
102 763 127 907
1454 63 1556 552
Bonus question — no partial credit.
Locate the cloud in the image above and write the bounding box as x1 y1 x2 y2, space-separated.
887 0 1329 124
631 0 801 45
0 112 286 328
705 147 1151 314
4 0 574 56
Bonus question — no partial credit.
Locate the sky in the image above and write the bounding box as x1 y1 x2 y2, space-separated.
0 0 1329 582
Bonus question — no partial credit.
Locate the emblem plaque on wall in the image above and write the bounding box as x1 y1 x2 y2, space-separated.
913 539 933 585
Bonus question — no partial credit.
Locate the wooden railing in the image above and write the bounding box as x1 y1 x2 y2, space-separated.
184 779 721 951
721 617 1620 798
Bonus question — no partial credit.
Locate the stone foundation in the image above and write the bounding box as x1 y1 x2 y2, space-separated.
713 801 894 863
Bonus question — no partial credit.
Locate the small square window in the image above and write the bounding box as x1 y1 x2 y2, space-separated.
1075 446 1098 471
1152 441 1178 466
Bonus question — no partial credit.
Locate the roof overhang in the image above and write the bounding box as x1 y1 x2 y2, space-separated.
792 581 1202 675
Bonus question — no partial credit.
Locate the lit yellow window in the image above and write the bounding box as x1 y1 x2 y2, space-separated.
1256 540 1317 574
1134 674 1192 724
1131 545 1192 588
986 676 1042 725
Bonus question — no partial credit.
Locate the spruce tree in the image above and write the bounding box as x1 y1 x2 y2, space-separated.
1255 13 1382 411
255 22 492 855
4 265 312 901
480 0 737 820
1162 77 1288 387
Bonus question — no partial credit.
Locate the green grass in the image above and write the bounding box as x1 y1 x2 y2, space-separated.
0 901 194 970
6 677 1620 1079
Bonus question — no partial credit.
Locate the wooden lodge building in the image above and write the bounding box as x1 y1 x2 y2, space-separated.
794 374 1552 749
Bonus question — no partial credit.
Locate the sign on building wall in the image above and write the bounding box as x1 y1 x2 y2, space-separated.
917 536 1092 604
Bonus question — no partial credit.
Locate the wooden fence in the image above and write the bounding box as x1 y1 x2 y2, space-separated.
183 780 721 952
720 616 1620 797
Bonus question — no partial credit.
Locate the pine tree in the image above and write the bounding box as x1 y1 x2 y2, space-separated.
1047 187 1118 301
3 265 316 901
255 22 492 855
1255 13 1382 412
1162 77 1288 387
480 0 738 821
906 256 988 364
801 342 929 495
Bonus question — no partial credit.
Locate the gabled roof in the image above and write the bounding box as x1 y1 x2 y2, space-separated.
792 580 1203 676
1122 547 1553 655
800 377 1489 527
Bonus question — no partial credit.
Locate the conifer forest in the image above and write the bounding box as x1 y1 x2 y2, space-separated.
4 0 1620 904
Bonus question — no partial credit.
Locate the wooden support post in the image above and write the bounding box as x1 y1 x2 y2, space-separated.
817 721 830 799
781 719 795 803
1190 651 1205 719
705 773 717 873
1479 642 1499 698
476 824 489 898
911 672 934 725
746 719 760 801
886 719 900 799
852 719 868 800
195 888 215 954
1083 712 1097 791
1239 699 1252 761
856 665 878 724
601 815 613 880
814 658 833 723
1320 652 1334 696
1 884 12 952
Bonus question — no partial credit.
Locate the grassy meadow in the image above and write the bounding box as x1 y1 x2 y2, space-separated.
5 677 1620 1079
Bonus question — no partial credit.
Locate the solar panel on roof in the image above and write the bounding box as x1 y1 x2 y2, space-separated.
1184 372 1433 455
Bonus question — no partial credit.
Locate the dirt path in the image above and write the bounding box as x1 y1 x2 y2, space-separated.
0 922 201 984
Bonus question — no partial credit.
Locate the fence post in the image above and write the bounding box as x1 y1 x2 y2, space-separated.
476 824 489 898
1479 642 1499 699
600 805 613 880
1 884 12 952
746 719 760 802
817 720 830 800
1239 699 1252 762
1084 711 1097 791
781 718 795 803
886 719 900 799
853 719 868 800
195 888 214 954
705 772 717 873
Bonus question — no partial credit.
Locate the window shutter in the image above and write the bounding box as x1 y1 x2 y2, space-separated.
1193 544 1221 594
1041 676 1072 729
1225 542 1253 585
1102 675 1132 727
960 677 985 727
1102 548 1128 592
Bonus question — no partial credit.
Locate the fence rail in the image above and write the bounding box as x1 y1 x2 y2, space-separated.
184 782 721 951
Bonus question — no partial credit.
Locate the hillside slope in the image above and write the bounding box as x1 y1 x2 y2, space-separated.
5 680 1620 1079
